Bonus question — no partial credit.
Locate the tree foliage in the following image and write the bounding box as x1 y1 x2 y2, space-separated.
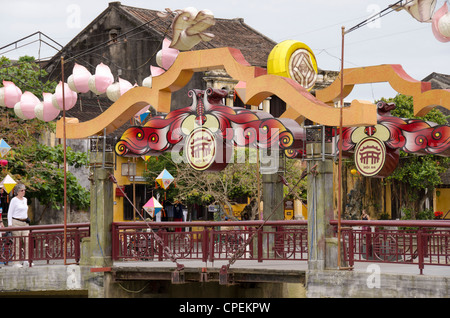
0 56 57 99
143 149 307 220
0 56 90 219
379 94 450 218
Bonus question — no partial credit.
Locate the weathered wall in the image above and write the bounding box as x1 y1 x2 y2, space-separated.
306 269 449 298
0 265 90 296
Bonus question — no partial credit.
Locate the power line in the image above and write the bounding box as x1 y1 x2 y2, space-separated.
279 13 368 41
64 14 170 63
345 0 415 34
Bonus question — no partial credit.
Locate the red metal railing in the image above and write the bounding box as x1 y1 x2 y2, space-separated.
332 220 450 274
1 219 448 274
112 220 309 263
0 223 90 266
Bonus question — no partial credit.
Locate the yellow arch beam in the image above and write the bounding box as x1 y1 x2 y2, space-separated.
56 47 378 139
244 74 376 127
414 88 450 117
314 64 450 117
315 64 431 104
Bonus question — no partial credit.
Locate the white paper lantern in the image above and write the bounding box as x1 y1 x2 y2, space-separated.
438 8 450 37
106 82 121 102
106 78 133 102
14 102 26 120
142 76 152 88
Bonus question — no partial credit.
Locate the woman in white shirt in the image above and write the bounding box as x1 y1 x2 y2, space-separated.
7 184 30 267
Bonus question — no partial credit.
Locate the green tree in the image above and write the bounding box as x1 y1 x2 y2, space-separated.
379 94 450 219
0 56 90 223
144 148 307 220
0 56 56 99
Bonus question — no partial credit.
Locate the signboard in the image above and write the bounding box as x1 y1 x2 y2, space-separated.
354 137 386 177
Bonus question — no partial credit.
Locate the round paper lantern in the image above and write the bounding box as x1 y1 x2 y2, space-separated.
88 63 114 95
156 38 179 70
150 65 165 77
0 87 4 107
0 159 8 167
432 3 450 42
267 40 318 91
14 91 39 120
142 76 152 88
0 81 22 108
68 63 91 93
14 102 26 119
438 11 450 37
35 92 60 122
106 78 133 102
106 82 120 102
52 81 78 111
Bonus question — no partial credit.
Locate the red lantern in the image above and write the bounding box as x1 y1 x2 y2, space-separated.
0 159 8 167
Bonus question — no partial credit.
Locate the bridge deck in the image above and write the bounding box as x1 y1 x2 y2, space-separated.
109 259 450 284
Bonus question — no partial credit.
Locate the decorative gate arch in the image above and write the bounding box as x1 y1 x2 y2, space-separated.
55 47 450 176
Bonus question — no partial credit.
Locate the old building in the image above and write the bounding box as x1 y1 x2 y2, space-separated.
45 2 278 111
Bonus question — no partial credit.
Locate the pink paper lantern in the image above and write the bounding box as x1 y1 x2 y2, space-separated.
156 38 179 70
0 159 8 167
35 92 60 122
16 91 39 120
150 65 166 77
52 81 78 111
88 63 114 95
432 3 450 42
68 63 91 93
0 81 22 108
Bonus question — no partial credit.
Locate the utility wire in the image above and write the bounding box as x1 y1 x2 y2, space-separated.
345 0 415 34
64 14 171 63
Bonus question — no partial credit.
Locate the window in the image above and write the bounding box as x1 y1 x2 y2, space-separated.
123 184 149 220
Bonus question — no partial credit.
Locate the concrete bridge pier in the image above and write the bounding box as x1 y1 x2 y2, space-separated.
306 143 337 270
87 152 114 298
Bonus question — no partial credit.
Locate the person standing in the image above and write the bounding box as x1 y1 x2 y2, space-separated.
7 184 31 268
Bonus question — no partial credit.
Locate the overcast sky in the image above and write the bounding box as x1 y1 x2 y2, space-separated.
1 0 449 101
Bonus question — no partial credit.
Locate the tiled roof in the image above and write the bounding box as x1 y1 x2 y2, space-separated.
422 72 450 90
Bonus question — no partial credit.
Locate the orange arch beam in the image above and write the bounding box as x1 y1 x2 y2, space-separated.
56 47 377 139
314 64 450 117
315 64 431 104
